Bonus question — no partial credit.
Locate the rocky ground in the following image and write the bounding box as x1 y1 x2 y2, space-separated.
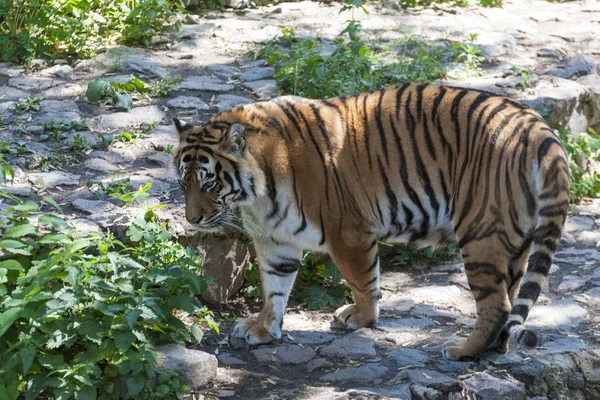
1 0 600 399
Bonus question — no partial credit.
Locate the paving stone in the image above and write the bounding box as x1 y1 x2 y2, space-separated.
411 304 455 318
28 171 79 187
484 352 523 366
39 100 79 113
578 230 600 245
0 64 24 77
431 360 473 374
216 94 253 112
72 199 116 214
384 332 416 346
239 67 275 82
166 96 210 110
252 344 316 364
547 53 599 79
557 275 590 291
42 83 85 98
217 353 246 365
462 372 525 400
406 285 463 304
406 369 459 392
179 76 234 92
90 106 166 131
96 46 168 77
0 183 32 197
285 330 338 345
71 219 101 234
0 86 29 101
540 336 589 354
0 101 15 117
527 298 587 329
351 385 412 399
584 287 600 304
306 358 331 372
128 175 171 195
242 79 277 98
30 111 81 125
564 216 595 232
148 153 173 167
510 359 550 387
319 328 376 359
8 76 63 91
380 295 415 312
208 64 240 80
39 65 73 79
157 344 217 389
387 348 429 367
410 384 441 400
320 363 388 383
84 157 120 173
378 317 436 333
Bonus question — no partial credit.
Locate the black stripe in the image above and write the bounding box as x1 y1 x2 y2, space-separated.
376 89 389 164
269 292 285 299
518 281 541 300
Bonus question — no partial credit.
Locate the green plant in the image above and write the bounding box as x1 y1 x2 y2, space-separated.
560 128 600 203
0 190 212 399
452 33 484 75
162 144 174 155
147 75 180 98
393 243 459 265
0 152 14 183
86 177 131 200
14 98 40 114
511 66 530 88
86 77 148 110
111 182 153 207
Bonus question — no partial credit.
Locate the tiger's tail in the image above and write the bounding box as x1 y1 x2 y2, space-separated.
500 132 570 348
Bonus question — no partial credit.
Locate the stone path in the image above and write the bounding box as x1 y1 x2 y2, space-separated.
1 0 600 399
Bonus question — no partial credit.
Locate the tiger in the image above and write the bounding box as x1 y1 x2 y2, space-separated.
172 83 570 360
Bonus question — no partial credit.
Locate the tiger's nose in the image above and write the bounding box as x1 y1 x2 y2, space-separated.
187 215 205 224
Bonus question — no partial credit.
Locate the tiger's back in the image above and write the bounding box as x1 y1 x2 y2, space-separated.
174 83 570 359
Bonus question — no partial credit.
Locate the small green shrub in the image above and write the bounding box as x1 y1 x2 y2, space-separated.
560 128 600 203
0 189 213 399
392 243 459 265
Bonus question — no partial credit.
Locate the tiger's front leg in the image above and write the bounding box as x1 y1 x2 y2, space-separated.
231 238 302 345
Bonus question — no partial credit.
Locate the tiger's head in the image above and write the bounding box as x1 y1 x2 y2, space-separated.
173 118 265 232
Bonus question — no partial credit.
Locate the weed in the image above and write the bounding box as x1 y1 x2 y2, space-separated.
393 243 459 265
560 128 600 203
13 97 40 114
147 75 180 98
86 177 131 200
163 144 174 155
510 66 531 88
110 182 153 207
451 34 484 76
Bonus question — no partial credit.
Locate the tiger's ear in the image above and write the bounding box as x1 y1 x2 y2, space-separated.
173 118 193 141
221 123 246 154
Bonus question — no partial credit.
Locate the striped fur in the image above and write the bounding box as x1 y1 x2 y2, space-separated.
173 83 570 359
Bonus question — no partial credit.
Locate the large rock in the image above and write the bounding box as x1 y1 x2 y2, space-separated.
251 344 316 364
319 328 376 359
89 106 166 132
179 76 234 92
156 344 217 389
242 79 277 99
96 46 168 77
28 171 79 187
462 372 525 400
166 96 210 110
406 369 459 392
0 86 29 101
216 94 253 112
320 363 388 383
239 67 275 82
8 76 63 90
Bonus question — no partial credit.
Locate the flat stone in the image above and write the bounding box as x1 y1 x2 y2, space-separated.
306 358 332 372
71 219 101 234
319 328 376 359
208 64 240 80
285 330 337 345
72 199 116 214
84 158 120 173
8 76 63 91
411 304 455 319
217 353 246 365
510 359 550 387
0 64 24 77
0 183 32 197
28 171 79 187
252 344 316 364
547 54 599 79
378 318 436 333
157 344 217 389
462 372 525 400
39 65 73 79
0 101 14 117
166 96 209 110
31 112 81 125
39 100 79 113
148 153 173 167
90 106 166 131
406 369 459 392
541 336 589 354
179 76 234 92
42 83 85 98
0 86 29 101
96 46 168 77
387 348 428 367
380 295 415 312
216 94 253 112
406 285 463 304
128 175 171 195
320 363 388 383
384 332 416 346
239 67 275 82
578 230 600 245
584 287 600 304
537 48 562 58
432 360 473 374
527 299 587 329
242 79 277 99
557 275 590 291
484 352 523 366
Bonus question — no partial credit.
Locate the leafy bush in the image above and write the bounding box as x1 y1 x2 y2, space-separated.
560 128 600 203
392 243 459 265
0 190 213 399
0 0 183 63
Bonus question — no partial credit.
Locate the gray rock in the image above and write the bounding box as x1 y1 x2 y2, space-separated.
166 96 210 110
578 230 600 245
0 101 15 117
0 183 32 197
252 344 316 364
320 363 388 383
319 328 376 359
567 372 585 389
537 48 562 58
378 318 436 333
39 65 73 79
406 369 459 392
242 79 277 99
30 112 81 125
431 360 472 374
90 106 166 132
385 332 416 346
406 285 463 303
547 54 599 79
71 219 101 234
411 304 455 319
83 158 120 173
527 298 587 329
353 385 412 400
557 275 589 291
127 175 171 195
28 171 79 187
39 100 79 113
387 348 428 368
179 76 234 92
96 46 168 77
306 358 332 372
217 353 246 365
533 77 588 132
0 64 24 77
208 65 240 80
380 295 415 312
462 372 525 400
410 384 441 400
25 125 44 135
42 83 85 98
148 153 173 167
239 67 275 82
480 44 505 61
0 86 29 101
8 76 63 90
484 352 523 366
72 199 116 214
224 0 250 9
510 359 549 392
585 287 600 304
285 330 337 345
156 344 217 389
541 336 589 354
216 94 253 112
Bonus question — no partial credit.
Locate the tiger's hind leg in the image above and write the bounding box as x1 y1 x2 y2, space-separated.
329 239 381 330
442 240 512 360
231 238 302 345
487 242 532 353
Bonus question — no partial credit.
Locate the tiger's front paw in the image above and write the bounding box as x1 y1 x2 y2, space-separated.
231 317 281 345
333 304 376 330
442 337 472 360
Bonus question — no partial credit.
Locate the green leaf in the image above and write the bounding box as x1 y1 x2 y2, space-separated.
113 92 133 110
86 78 111 102
0 259 23 270
114 332 136 352
67 238 92 253
39 233 67 244
8 200 39 212
4 223 35 238
126 375 145 397
38 214 67 228
126 309 142 329
75 386 97 400
19 347 36 375
190 324 204 343
0 240 27 250
0 307 21 337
